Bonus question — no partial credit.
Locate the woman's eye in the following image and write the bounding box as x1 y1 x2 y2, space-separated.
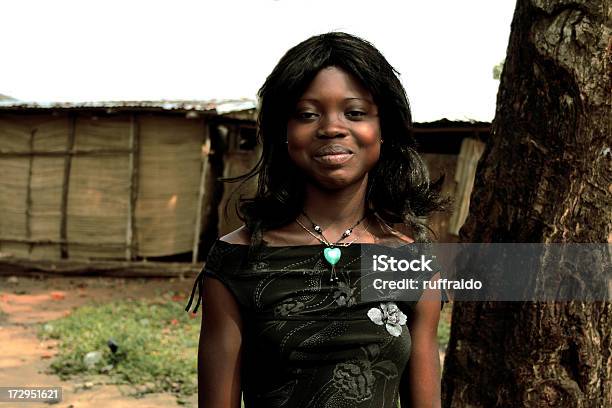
297 112 318 120
346 110 366 118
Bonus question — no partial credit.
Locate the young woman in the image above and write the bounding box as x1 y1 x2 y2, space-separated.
186 32 446 408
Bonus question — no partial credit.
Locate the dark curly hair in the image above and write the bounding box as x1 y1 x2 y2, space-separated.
223 32 449 251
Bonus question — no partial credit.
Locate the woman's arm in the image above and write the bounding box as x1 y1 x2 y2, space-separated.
400 273 442 408
198 277 243 407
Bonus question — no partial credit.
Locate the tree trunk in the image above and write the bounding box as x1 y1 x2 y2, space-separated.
441 0 611 407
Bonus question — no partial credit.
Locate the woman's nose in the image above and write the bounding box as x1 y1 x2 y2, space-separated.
317 113 348 138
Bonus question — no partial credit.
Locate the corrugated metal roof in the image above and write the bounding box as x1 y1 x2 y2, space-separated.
0 98 257 115
0 98 492 127
414 118 490 128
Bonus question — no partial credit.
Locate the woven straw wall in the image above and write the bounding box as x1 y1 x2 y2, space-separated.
136 115 204 257
68 115 130 259
0 114 68 259
0 112 206 260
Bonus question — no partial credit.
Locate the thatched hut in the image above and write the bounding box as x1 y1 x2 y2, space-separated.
0 99 257 275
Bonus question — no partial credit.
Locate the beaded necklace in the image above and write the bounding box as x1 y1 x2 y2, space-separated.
295 211 369 281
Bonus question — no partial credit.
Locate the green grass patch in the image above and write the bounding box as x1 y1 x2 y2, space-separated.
37 294 452 405
38 293 199 404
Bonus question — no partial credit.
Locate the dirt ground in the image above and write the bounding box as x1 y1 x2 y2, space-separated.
0 274 447 408
0 274 199 408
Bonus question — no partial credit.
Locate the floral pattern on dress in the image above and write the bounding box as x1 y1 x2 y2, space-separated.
332 359 375 402
367 302 408 337
331 344 399 403
333 281 357 307
274 298 306 317
251 261 269 271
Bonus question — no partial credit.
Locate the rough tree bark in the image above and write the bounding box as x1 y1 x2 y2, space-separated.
441 0 611 407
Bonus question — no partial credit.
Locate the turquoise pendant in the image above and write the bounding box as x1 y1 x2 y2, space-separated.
323 247 341 265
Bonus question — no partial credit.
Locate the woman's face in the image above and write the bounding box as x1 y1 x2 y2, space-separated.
286 66 381 190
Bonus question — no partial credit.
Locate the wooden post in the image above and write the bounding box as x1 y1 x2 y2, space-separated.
60 115 76 259
126 114 139 260
25 129 36 255
192 123 210 263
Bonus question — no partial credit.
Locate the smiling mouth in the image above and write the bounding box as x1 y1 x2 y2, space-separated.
313 144 354 166
313 152 354 165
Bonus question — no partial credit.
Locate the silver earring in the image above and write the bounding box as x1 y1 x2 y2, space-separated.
380 139 384 144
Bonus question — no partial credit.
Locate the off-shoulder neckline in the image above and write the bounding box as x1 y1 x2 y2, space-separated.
214 239 416 249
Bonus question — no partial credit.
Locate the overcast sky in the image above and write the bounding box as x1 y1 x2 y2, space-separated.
1 0 517 122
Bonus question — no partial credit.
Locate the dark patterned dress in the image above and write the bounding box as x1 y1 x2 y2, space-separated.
186 240 439 408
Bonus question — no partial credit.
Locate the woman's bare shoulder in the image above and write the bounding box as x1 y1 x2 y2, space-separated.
369 214 415 245
375 231 414 246
388 224 415 244
219 225 251 245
